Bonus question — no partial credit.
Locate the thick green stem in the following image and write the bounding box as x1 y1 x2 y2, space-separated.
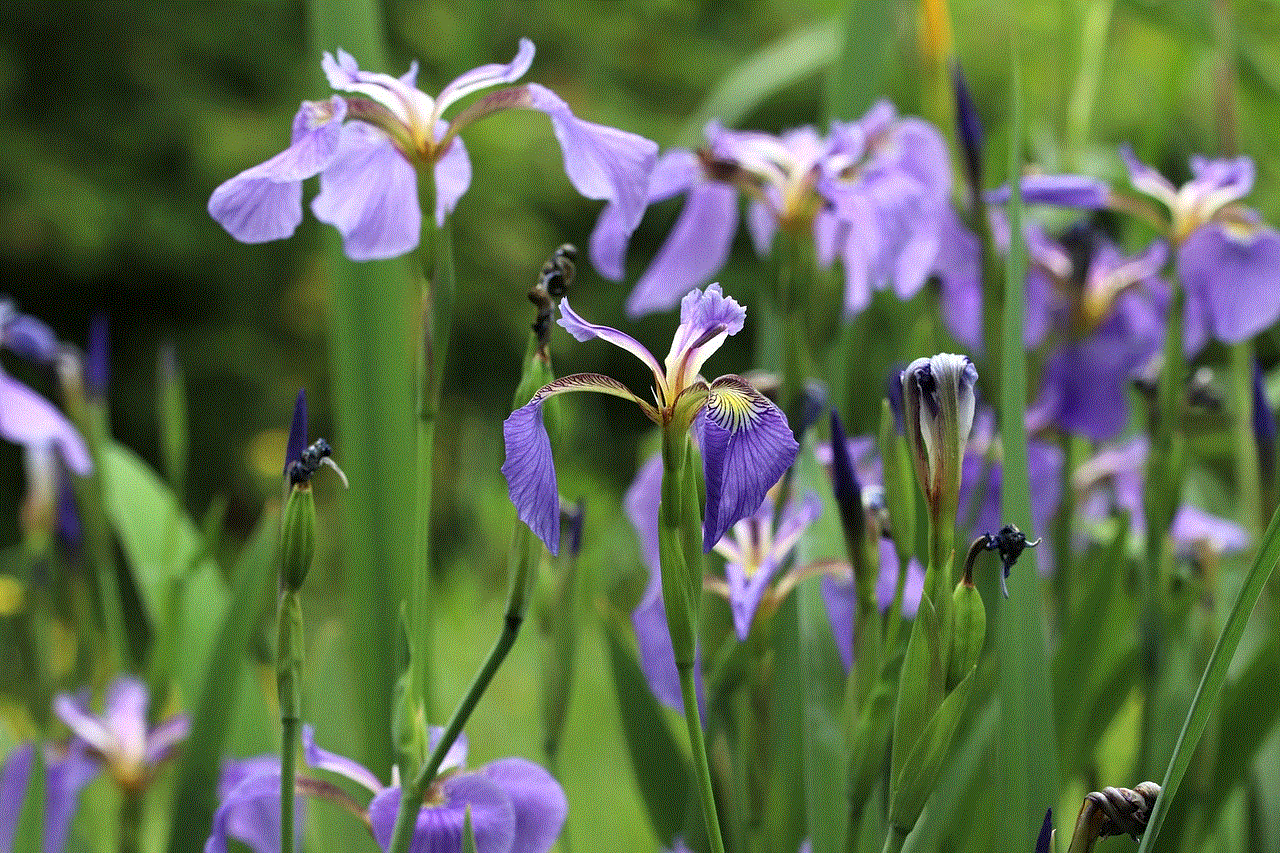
881 824 908 853
1230 341 1262 533
385 608 523 853
276 589 304 853
280 715 299 853
680 661 727 853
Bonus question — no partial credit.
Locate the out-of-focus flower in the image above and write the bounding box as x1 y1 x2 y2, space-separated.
0 741 100 853
616 104 950 318
210 40 657 263
503 284 797 555
53 675 189 793
206 726 566 853
1119 147 1280 353
0 365 92 477
0 299 59 365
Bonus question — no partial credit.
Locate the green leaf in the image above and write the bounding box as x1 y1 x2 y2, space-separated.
996 54 1058 852
602 619 692 847
888 663 976 830
166 509 277 853
765 592 807 853
889 596 943 797
799 576 850 853
1137 503 1280 853
676 20 841 147
101 442 227 697
462 807 478 853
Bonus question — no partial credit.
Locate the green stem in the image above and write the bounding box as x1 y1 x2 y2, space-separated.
385 610 523 853
276 588 304 853
680 661 727 853
881 824 908 853
1230 340 1262 533
280 715 298 853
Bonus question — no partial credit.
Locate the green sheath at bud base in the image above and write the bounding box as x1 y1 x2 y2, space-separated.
947 580 985 692
276 589 304 720
281 485 316 591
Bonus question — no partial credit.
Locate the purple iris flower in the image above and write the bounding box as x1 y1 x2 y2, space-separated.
0 299 60 365
0 740 99 853
616 103 950 319
1023 231 1169 442
1074 435 1248 556
0 365 92 478
502 283 798 555
206 725 566 853
1119 147 1280 353
210 39 657 264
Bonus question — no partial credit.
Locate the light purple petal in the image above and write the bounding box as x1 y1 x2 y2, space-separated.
1177 223 1280 346
478 758 567 853
44 741 100 853
648 149 703 203
435 39 535 117
820 570 855 671
1119 145 1178 208
631 571 684 710
0 370 92 476
433 129 471 226
589 201 630 281
312 124 420 261
1171 505 1250 556
724 557 774 641
522 83 659 238
1187 155 1255 215
321 50 433 130
627 182 739 318
103 676 149 770
0 744 34 853
625 452 664 573
557 298 665 385
746 199 777 257
368 774 515 853
301 724 383 794
663 283 746 388
697 377 799 550
3 313 59 365
985 174 1110 209
876 538 924 618
426 728 469 775
934 209 982 350
209 97 346 244
205 768 287 853
52 691 115 757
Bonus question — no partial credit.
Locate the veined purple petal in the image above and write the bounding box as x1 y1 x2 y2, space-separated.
697 377 799 550
312 123 420 261
627 182 739 318
478 758 567 853
300 724 382 793
435 39 535 117
433 127 472 226
557 298 666 386
368 774 516 853
985 174 1110 209
205 769 287 853
663 284 746 389
1177 222 1280 347
503 374 646 555
521 84 657 235
0 744 33 853
209 97 346 244
426 728 469 776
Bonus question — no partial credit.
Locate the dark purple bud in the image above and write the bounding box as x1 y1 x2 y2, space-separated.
85 314 110 397
1035 809 1053 853
284 390 308 476
886 364 905 435
56 475 83 551
564 498 585 558
829 409 863 521
952 64 983 201
799 380 829 441
1253 360 1276 482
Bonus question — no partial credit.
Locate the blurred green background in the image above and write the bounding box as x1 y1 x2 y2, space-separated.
2 1 1280 850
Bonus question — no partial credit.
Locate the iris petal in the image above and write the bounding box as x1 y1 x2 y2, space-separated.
367 774 516 853
312 124 421 261
696 377 798 550
478 758 567 853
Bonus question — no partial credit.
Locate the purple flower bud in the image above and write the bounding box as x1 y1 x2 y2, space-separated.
284 390 308 477
1253 361 1276 482
951 64 983 200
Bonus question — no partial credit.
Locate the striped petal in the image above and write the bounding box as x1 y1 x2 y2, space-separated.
695 377 798 551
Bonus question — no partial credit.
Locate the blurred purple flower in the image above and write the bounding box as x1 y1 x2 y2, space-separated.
617 103 950 318
1120 147 1280 353
502 284 797 555
0 741 99 853
0 299 59 365
0 365 92 477
207 725 566 853
53 675 189 792
210 40 657 264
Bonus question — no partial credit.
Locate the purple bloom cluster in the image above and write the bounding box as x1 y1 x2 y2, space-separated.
207 726 566 853
210 40 657 264
611 103 950 318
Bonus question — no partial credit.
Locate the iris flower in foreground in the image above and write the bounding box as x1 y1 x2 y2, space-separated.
502 283 798 555
206 726 565 853
209 39 657 263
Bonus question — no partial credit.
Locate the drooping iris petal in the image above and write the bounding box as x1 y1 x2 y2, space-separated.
301 724 383 793
1178 222 1280 349
2 312 59 365
0 745 33 853
426 727 470 776
477 758 567 853
624 452 664 575
143 714 192 768
598 142 701 284
367 774 516 853
985 174 1110 209
696 377 799 550
0 369 92 476
209 97 347 244
521 83 658 244
433 126 472 227
557 298 666 384
626 182 739 318
503 373 647 555
631 570 684 710
205 769 287 853
663 283 746 390
434 38 535 117
311 123 421 261
44 741 100 853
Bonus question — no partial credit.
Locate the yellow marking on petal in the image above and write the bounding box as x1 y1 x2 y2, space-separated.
708 385 765 432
